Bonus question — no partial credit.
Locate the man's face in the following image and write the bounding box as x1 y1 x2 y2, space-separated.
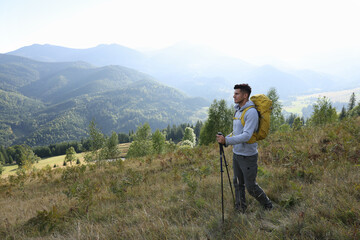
233 89 248 105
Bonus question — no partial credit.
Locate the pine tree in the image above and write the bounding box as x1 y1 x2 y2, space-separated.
89 119 105 152
339 106 347 120
348 92 356 111
0 151 5 165
292 117 303 131
267 87 285 132
106 132 121 159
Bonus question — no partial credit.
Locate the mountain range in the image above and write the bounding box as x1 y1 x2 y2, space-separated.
0 54 208 147
9 43 355 102
2 43 360 146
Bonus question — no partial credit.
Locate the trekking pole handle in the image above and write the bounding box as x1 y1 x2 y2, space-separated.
217 132 225 147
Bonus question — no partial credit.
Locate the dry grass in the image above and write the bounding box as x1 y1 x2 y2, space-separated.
0 119 359 239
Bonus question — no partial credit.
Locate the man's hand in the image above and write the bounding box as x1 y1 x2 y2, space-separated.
216 134 226 145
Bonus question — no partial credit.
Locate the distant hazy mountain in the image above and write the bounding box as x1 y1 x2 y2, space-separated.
8 44 144 69
9 43 344 101
8 42 352 103
0 54 208 147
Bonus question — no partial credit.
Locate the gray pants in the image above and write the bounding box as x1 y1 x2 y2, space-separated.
233 153 271 210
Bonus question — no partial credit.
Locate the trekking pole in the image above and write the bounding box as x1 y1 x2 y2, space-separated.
219 136 225 223
220 143 235 206
218 132 235 223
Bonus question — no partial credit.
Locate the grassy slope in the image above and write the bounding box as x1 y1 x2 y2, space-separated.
1 143 130 178
1 153 84 178
0 120 359 239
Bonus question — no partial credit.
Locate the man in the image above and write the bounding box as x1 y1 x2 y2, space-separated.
216 84 273 213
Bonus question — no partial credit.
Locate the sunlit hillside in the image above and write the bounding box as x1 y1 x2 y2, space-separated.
284 87 360 116
0 118 359 239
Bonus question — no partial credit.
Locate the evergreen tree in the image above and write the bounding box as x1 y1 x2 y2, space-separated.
194 120 203 141
89 119 105 152
267 87 285 132
106 132 121 159
286 113 297 127
1 146 9 164
348 102 360 117
308 96 337 125
118 133 130 143
8 156 14 165
152 129 166 154
199 99 233 145
339 106 347 120
348 92 356 111
175 127 184 142
0 151 5 165
292 117 303 131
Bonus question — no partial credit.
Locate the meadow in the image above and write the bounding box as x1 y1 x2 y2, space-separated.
1 143 131 178
0 119 359 239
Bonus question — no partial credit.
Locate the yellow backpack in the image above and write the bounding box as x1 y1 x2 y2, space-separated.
239 94 272 144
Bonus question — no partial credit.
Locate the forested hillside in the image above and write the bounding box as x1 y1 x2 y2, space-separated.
0 54 208 147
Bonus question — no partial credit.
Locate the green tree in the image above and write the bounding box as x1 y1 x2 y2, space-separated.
199 99 233 145
14 145 39 169
182 127 196 147
0 151 5 165
279 123 290 132
0 163 3 175
267 87 285 132
152 129 166 154
65 147 77 165
87 119 106 161
348 92 356 111
194 120 203 141
0 146 9 164
348 103 360 117
105 132 121 159
339 106 347 120
292 117 303 131
118 133 130 143
89 119 105 152
286 113 297 127
308 96 337 125
127 123 153 158
134 122 151 141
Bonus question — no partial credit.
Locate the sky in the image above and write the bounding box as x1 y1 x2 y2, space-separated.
1 0 360 70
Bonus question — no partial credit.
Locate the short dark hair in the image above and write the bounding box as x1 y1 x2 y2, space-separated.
234 84 252 96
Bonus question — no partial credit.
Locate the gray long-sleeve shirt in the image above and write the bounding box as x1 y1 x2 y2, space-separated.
225 100 258 156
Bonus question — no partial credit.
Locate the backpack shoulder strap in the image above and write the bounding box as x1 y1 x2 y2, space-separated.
232 106 255 126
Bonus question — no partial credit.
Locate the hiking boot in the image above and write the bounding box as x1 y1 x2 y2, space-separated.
235 203 247 214
263 202 273 211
